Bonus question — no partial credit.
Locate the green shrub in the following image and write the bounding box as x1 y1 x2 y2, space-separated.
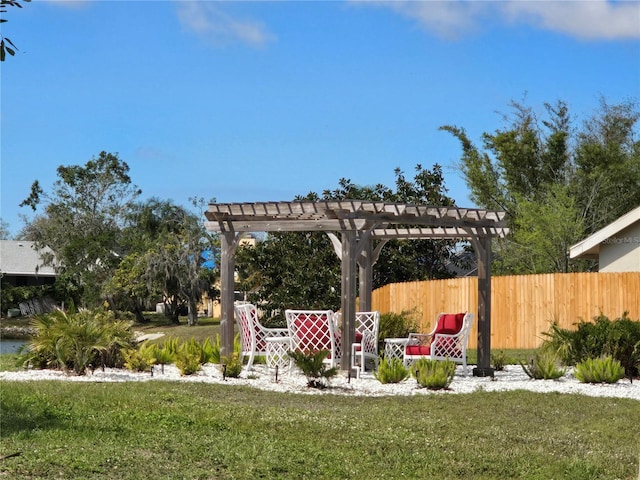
19 308 135 375
520 351 566 380
374 357 410 384
411 358 456 390
201 336 220 364
491 350 508 371
541 313 640 379
160 336 181 356
123 346 155 373
220 352 243 378
148 343 174 374
174 350 201 375
574 356 625 384
288 350 339 388
378 309 420 354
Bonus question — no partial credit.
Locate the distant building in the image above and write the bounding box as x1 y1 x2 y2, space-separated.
569 205 640 272
0 240 57 287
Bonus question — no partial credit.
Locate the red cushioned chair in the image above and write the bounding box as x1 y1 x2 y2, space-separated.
285 309 341 368
403 312 474 375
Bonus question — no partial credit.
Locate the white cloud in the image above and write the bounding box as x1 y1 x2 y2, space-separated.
175 1 275 48
352 0 640 40
500 1 640 40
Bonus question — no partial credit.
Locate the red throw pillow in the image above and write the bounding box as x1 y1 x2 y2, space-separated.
437 313 465 334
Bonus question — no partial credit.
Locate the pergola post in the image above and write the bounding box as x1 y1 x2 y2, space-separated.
358 238 373 311
220 231 240 359
340 230 357 371
472 234 494 377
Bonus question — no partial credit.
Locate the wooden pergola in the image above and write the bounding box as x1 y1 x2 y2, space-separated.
205 200 508 377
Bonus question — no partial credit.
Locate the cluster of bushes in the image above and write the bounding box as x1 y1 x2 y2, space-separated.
18 308 135 375
17 308 245 377
523 313 639 383
123 336 223 376
373 356 455 390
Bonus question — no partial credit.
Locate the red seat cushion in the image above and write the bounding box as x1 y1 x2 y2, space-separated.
405 345 431 356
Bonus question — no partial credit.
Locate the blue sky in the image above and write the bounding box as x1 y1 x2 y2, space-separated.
1 0 639 237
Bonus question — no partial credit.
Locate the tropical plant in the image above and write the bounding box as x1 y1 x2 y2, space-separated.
201 336 220 364
220 352 243 378
148 343 174 374
541 313 640 379
122 346 155 373
411 358 456 390
174 349 201 376
19 308 134 375
374 357 410 384
520 350 566 380
491 350 508 371
574 356 625 384
288 350 339 388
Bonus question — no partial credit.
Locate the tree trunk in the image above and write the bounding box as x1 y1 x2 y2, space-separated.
187 300 198 326
133 304 147 324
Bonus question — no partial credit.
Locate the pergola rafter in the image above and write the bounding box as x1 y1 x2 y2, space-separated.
205 200 509 377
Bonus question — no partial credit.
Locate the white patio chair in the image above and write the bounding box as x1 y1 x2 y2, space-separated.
335 311 381 376
285 310 341 368
351 311 380 376
403 312 474 375
234 303 288 370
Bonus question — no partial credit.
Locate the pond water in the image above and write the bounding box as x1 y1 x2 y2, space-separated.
0 339 27 354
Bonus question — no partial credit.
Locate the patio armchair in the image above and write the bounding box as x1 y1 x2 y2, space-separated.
285 309 341 368
335 311 380 376
234 303 288 370
403 312 474 375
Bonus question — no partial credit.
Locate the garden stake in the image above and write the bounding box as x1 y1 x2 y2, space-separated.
275 365 279 383
222 364 227 381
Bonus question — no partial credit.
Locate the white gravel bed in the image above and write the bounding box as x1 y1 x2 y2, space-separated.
1 364 639 400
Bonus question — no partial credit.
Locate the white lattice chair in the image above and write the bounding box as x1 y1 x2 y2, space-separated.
335 311 380 376
285 310 341 368
234 303 288 370
403 312 474 375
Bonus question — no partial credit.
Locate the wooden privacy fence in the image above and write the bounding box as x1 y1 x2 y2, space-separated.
371 272 640 350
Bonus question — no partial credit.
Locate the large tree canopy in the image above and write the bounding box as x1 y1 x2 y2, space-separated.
441 97 640 274
235 164 461 324
20 152 142 307
104 197 219 325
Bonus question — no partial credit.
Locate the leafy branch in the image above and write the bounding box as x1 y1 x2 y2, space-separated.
1 0 30 61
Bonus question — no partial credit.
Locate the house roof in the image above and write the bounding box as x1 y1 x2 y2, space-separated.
0 240 57 277
569 205 640 259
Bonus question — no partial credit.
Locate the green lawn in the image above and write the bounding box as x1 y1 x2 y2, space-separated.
1 379 639 479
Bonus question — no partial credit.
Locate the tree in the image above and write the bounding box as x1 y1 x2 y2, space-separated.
20 152 141 307
0 0 30 61
236 164 460 323
107 197 219 325
441 97 639 274
573 97 640 232
0 219 10 239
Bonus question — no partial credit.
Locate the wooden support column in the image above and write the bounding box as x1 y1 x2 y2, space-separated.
358 238 373 312
220 230 241 359
472 234 494 377
340 230 357 371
